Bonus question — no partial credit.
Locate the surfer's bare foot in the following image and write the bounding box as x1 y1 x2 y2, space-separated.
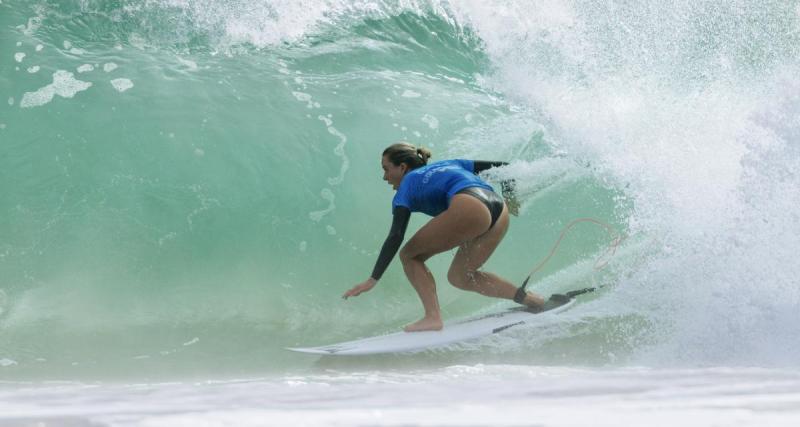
522 293 546 311
404 316 443 332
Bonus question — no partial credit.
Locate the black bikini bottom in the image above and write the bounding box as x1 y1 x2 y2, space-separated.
456 187 504 231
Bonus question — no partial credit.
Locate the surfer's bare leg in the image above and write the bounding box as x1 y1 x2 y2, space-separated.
399 194 493 332
399 253 442 332
447 204 545 308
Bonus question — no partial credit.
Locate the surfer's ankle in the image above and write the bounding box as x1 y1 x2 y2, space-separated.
522 293 545 309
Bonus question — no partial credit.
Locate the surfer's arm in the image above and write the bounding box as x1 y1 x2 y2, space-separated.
472 160 519 216
343 207 410 299
472 160 508 173
370 206 411 281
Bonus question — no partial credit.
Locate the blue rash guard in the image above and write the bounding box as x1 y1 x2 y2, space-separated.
392 159 495 216
369 159 512 281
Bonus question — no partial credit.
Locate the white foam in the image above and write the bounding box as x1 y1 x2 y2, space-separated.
1 367 799 426
7 97 13 106
292 91 318 108
129 33 147 50
401 89 421 98
18 15 42 36
421 114 439 129
27 65 40 73
292 91 311 102
445 2 800 366
177 57 198 71
63 40 72 49
110 78 134 92
20 70 92 108
317 116 349 186
309 188 335 222
326 225 337 235
35 44 43 52
0 358 17 367
103 62 118 72
14 52 25 63
441 75 465 84
16 41 21 47
77 64 94 73
158 232 177 246
149 1 430 49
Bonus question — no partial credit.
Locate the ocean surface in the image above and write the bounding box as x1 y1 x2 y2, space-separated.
2 0 800 425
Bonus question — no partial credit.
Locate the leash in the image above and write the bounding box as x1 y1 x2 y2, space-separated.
513 218 626 304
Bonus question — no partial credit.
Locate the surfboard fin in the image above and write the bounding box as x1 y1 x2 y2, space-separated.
565 287 596 298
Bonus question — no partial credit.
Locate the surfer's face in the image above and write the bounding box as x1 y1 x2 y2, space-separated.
382 156 407 190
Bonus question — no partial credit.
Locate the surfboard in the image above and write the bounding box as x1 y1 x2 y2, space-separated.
287 296 578 356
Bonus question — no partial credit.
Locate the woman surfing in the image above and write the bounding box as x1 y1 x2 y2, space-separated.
343 142 546 332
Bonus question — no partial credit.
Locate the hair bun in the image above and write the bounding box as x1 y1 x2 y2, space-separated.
416 147 432 163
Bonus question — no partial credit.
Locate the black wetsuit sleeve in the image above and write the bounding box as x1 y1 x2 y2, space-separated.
472 160 509 174
472 160 516 197
370 206 411 281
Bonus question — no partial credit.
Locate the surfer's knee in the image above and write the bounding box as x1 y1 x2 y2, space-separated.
399 244 429 264
399 245 415 264
447 267 476 290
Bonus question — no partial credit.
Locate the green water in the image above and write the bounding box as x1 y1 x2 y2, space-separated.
26 0 800 379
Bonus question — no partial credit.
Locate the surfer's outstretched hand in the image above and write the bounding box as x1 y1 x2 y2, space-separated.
343 278 377 299
504 194 520 216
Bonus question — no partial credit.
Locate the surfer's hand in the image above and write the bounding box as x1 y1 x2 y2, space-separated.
343 278 376 299
505 196 520 216
500 179 519 216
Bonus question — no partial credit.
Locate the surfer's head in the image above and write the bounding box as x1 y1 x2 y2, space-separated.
382 142 431 190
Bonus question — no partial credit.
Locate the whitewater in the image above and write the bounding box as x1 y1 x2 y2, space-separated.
2 0 800 425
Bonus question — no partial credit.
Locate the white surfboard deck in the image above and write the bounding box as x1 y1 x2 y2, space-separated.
287 299 576 356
